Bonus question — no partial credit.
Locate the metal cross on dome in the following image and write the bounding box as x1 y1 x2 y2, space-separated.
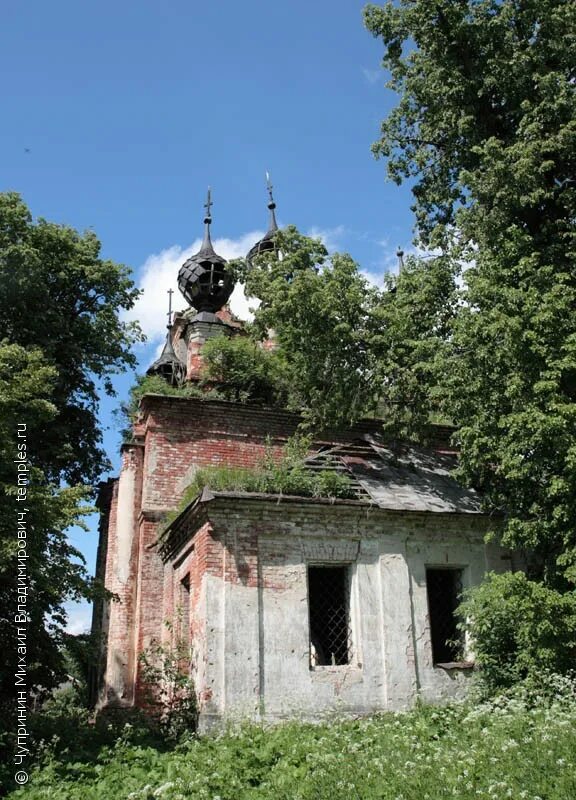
204 187 213 220
167 288 174 327
266 172 274 202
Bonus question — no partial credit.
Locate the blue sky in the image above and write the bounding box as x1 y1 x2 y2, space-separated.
2 1 415 633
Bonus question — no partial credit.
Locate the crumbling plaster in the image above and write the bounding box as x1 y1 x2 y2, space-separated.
170 498 504 730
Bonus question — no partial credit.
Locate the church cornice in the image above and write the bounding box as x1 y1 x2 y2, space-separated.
157 487 490 565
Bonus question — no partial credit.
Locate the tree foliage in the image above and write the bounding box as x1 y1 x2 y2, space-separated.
229 226 458 440
0 192 143 483
0 194 142 705
459 571 576 694
372 253 458 436
0 343 91 708
365 0 576 582
235 226 381 429
201 335 291 407
364 0 575 247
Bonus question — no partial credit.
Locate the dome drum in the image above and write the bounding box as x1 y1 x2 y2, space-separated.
246 230 276 265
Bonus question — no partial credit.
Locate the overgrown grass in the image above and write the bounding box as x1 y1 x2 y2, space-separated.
162 438 357 530
0 689 167 796
7 676 576 800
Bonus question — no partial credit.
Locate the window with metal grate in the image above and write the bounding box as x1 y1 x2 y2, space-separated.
426 567 464 664
308 565 352 667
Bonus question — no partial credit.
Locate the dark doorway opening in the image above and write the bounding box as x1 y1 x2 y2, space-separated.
426 568 464 664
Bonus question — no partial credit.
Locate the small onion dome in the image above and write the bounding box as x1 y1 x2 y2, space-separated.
146 328 186 387
178 189 235 312
246 226 277 265
246 173 279 265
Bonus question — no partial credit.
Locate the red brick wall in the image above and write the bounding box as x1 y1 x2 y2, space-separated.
95 394 456 711
138 396 438 514
161 522 224 709
133 517 165 704
140 400 296 512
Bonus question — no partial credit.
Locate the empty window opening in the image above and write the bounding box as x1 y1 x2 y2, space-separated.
308 566 352 667
426 568 464 664
179 574 191 645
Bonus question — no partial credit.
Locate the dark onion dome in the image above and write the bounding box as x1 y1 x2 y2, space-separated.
178 189 235 312
246 172 279 265
146 327 186 387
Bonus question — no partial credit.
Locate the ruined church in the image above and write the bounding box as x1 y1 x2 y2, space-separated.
92 186 517 730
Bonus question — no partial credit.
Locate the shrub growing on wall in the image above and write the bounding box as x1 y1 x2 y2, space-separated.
201 335 291 407
138 621 197 740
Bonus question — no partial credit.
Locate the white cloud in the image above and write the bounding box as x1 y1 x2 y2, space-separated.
127 225 351 351
306 225 347 252
362 67 381 85
361 269 384 288
125 231 265 346
65 602 92 635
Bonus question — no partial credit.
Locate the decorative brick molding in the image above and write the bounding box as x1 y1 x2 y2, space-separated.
302 539 360 563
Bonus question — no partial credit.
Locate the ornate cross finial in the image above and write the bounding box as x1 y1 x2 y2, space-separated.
266 171 274 205
204 187 213 222
198 187 216 254
167 288 174 326
265 171 278 231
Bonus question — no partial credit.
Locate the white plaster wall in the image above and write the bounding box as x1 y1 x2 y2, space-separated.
115 466 136 584
193 574 221 721
379 543 419 709
196 510 502 727
103 459 137 705
222 578 260 719
404 533 484 704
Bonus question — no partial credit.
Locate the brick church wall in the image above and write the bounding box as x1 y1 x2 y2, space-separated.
95 395 462 713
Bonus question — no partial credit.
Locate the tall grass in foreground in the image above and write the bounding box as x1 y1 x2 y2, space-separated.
8 675 576 800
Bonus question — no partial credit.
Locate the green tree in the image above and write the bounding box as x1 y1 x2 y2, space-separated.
0 194 142 707
0 193 143 483
459 571 576 693
201 334 291 407
236 226 380 430
373 253 458 438
365 0 576 582
0 344 90 710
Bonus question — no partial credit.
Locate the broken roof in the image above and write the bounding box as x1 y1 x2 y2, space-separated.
158 436 483 561
303 436 481 514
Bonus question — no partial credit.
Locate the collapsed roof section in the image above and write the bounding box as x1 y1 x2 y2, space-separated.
158 434 482 561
